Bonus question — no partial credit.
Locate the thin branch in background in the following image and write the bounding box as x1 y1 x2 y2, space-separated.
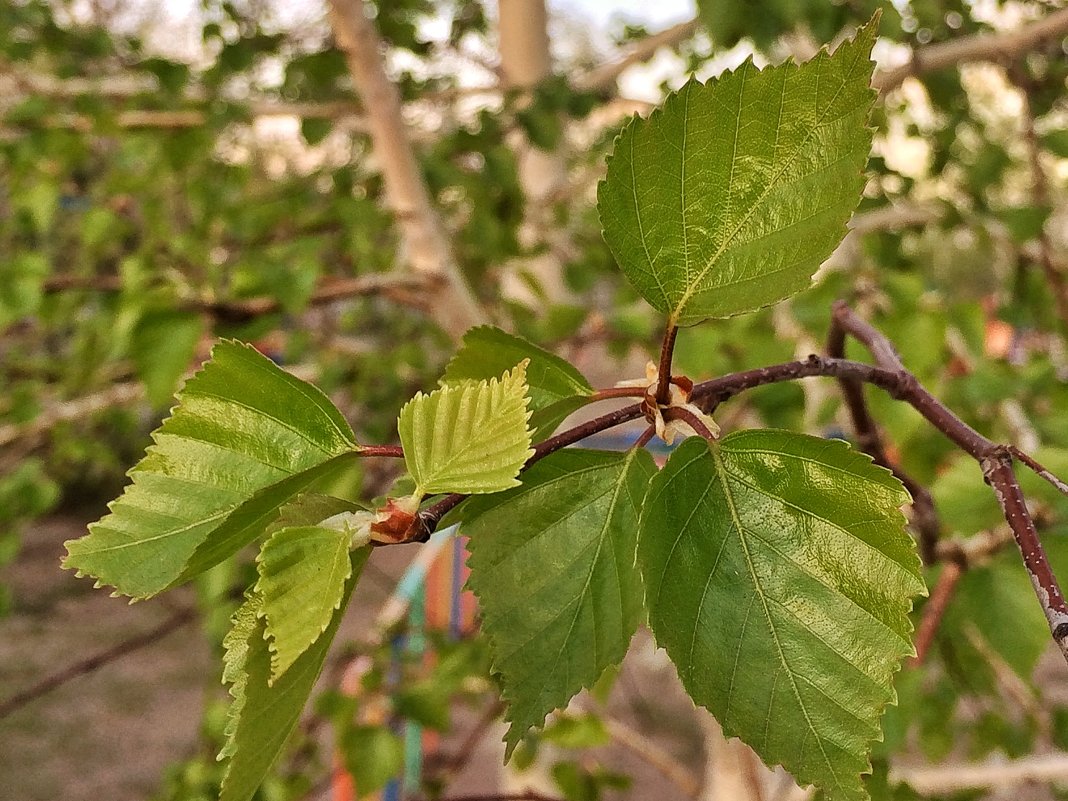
890 752 1068 794
426 699 507 790
909 560 964 666
576 18 700 93
580 700 700 798
827 301 941 563
0 382 144 450
1008 66 1068 331
0 607 196 720
40 273 436 320
872 7 1068 94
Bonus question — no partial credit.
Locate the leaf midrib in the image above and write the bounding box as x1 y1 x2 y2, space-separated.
710 447 847 795
670 47 864 322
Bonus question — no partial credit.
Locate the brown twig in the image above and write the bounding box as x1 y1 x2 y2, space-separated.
909 560 965 666
655 323 679 406
828 300 941 563
663 405 717 442
589 386 647 401
41 273 435 320
409 305 1068 664
634 424 656 449
0 606 196 720
1009 446 1068 497
357 444 405 459
983 452 1068 660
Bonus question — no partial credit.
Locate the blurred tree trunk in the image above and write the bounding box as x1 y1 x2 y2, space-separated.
498 0 569 305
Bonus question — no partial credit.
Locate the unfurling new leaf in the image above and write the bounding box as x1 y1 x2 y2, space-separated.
637 432 925 801
398 361 534 496
220 550 368 801
598 16 878 325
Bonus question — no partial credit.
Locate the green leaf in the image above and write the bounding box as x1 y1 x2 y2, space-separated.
442 326 593 439
256 519 364 681
597 17 878 325
64 340 359 598
130 309 205 407
637 432 924 801
338 725 405 797
399 361 534 496
220 550 368 801
464 448 656 755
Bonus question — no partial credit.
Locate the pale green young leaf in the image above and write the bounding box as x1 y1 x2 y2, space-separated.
598 17 878 325
398 362 534 495
464 448 656 755
442 326 593 438
638 432 925 801
256 521 364 681
220 550 368 801
63 340 359 598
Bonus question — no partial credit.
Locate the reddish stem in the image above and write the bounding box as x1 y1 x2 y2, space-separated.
357 444 405 458
654 323 679 406
590 386 648 401
909 560 964 666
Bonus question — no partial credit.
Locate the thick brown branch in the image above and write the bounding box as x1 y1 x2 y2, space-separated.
0 607 196 720
873 8 1068 94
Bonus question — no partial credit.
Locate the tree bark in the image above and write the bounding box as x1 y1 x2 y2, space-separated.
326 0 486 341
497 0 569 305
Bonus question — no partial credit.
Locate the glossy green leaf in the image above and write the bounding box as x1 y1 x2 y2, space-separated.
398 361 534 495
442 326 593 438
638 432 924 801
64 340 359 598
598 17 878 325
220 550 368 801
256 516 365 681
464 448 656 755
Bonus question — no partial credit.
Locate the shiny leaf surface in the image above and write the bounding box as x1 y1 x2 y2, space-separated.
64 341 358 597
442 325 593 437
598 18 877 324
220 550 367 801
464 448 656 754
638 432 924 800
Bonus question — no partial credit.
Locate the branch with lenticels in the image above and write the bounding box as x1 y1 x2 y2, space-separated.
405 302 1068 665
